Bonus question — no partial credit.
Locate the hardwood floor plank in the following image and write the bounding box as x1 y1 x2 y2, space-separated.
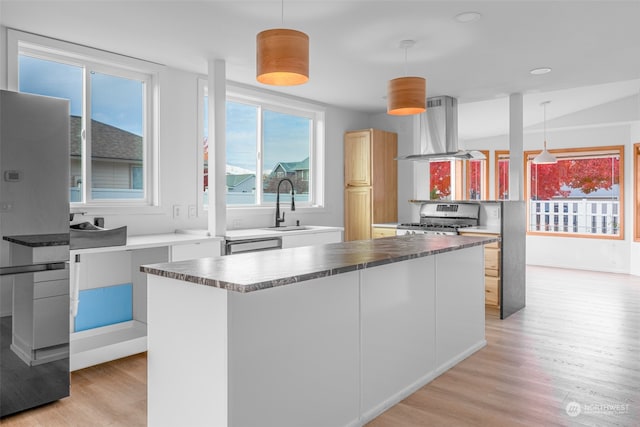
1 266 638 426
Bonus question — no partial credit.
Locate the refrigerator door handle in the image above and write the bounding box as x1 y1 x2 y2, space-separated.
0 262 67 277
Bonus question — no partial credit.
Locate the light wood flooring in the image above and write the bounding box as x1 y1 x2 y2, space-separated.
2 265 639 427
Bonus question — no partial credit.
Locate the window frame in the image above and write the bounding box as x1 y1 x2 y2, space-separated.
494 150 510 200
524 145 624 240
198 79 326 213
465 150 489 200
7 29 161 213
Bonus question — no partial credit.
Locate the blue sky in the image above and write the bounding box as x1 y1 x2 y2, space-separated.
20 54 309 173
19 55 144 136
206 100 311 173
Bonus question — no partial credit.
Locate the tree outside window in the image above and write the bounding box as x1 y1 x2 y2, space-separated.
495 150 510 200
526 146 623 238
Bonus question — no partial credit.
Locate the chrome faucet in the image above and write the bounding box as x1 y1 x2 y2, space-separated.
275 178 295 227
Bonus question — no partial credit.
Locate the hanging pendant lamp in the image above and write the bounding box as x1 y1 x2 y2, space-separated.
387 40 426 116
256 0 309 86
532 101 557 164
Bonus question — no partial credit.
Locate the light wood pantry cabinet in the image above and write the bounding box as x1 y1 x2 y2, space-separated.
344 129 397 241
459 231 501 307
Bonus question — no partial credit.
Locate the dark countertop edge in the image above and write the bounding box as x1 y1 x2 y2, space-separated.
3 233 70 247
140 236 497 293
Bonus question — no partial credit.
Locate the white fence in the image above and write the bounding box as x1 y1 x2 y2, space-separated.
529 199 620 236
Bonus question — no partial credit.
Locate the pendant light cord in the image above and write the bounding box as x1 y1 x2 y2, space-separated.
281 0 284 26
543 102 547 149
404 46 408 76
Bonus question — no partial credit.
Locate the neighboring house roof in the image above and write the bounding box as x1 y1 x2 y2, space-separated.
70 115 142 161
226 174 254 188
270 157 309 174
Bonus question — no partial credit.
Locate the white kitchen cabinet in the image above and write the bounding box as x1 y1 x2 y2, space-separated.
170 240 222 261
69 233 223 371
281 230 342 249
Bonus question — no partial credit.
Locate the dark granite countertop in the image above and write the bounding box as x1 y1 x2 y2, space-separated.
3 233 70 247
141 234 497 293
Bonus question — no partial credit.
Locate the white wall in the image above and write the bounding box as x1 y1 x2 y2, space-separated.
0 26 371 238
630 119 640 276
462 94 640 274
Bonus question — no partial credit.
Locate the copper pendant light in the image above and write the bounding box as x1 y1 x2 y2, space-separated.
387 40 426 115
256 0 309 86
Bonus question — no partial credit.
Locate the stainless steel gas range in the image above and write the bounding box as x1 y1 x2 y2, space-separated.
396 202 480 236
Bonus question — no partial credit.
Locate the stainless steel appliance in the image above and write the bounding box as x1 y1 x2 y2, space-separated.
395 96 485 162
225 237 282 255
0 90 70 417
396 202 480 236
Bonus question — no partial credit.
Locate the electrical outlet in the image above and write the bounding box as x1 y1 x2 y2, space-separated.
188 205 197 218
173 205 182 218
0 201 12 212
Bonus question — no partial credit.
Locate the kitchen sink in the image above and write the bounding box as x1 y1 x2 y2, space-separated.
69 222 127 250
262 225 310 232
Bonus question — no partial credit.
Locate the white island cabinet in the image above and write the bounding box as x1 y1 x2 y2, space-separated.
142 234 494 427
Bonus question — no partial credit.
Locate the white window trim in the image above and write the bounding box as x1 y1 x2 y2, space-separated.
7 29 163 214
198 78 326 214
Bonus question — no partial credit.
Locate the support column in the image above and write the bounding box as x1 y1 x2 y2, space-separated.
508 93 524 200
208 59 227 236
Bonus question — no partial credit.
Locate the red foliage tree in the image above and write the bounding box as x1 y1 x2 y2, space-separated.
564 157 619 194
429 161 451 199
530 157 619 200
497 159 509 200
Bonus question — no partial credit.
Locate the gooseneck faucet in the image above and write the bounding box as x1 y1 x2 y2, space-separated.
275 178 295 227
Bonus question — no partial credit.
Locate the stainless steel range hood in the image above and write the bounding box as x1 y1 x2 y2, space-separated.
396 95 485 161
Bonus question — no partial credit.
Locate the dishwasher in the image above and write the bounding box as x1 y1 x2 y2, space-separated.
224 236 282 255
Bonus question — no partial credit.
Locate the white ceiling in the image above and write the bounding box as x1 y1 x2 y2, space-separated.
1 0 639 138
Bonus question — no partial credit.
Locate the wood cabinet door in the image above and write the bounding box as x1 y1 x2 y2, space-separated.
344 130 371 187
345 187 372 241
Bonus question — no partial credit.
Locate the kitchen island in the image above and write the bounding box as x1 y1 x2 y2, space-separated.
141 234 496 427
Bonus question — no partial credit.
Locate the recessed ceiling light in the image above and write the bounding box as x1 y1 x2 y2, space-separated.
530 67 552 75
454 12 482 23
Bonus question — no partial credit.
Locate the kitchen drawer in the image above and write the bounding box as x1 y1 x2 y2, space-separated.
485 275 500 306
484 247 500 270
371 227 396 238
33 294 69 349
484 239 500 249
34 268 69 283
34 279 69 299
485 267 499 277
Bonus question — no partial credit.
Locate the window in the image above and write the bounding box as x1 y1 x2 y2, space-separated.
200 82 324 208
10 30 158 207
525 146 624 239
465 151 489 200
428 156 486 201
495 150 510 200
429 161 453 200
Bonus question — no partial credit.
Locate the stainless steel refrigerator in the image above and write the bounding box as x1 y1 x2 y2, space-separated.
0 90 70 417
